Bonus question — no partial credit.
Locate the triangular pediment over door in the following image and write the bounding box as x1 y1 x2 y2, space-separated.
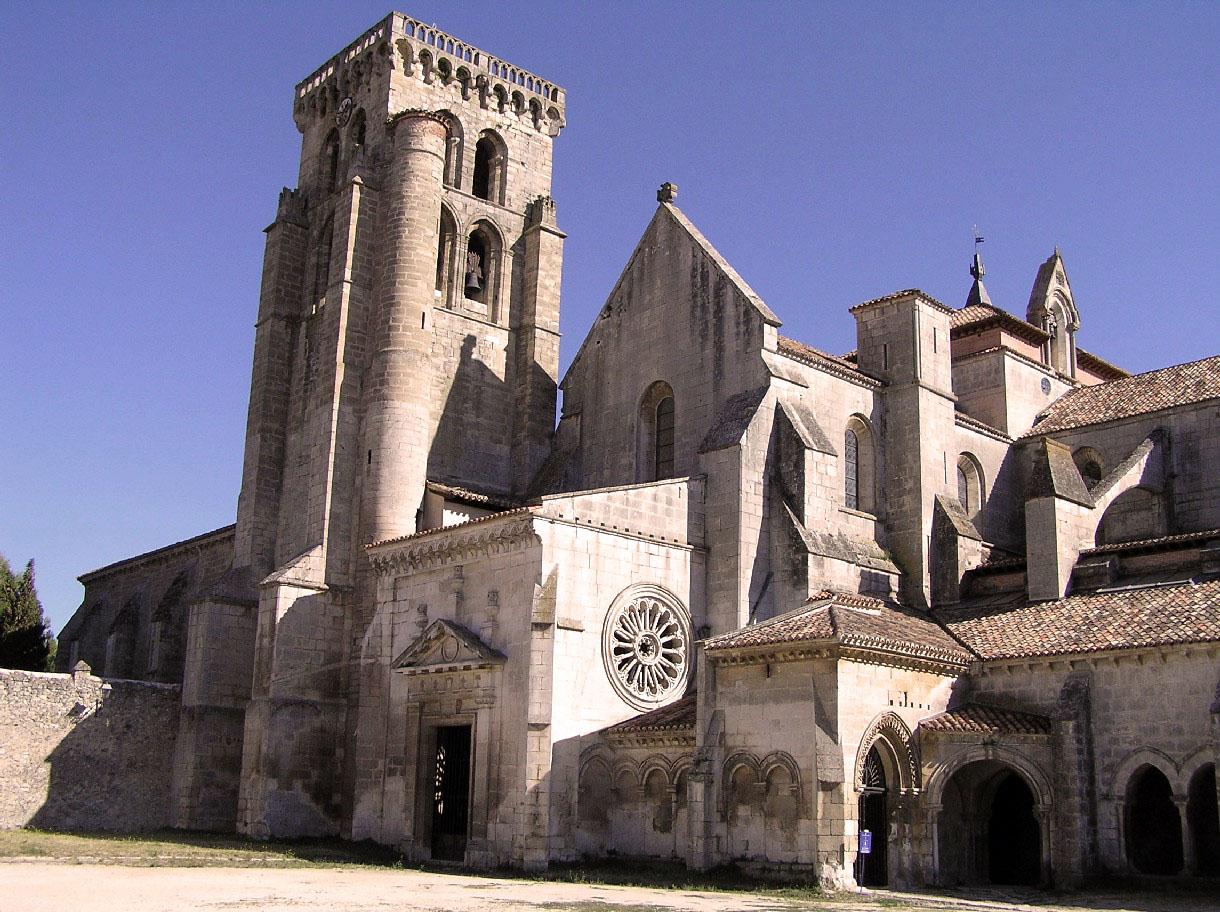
391 618 505 676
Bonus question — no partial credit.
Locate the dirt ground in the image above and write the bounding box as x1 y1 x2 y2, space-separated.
3 862 1220 912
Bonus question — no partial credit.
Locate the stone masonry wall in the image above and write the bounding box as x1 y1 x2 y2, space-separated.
972 646 1220 874
0 665 180 831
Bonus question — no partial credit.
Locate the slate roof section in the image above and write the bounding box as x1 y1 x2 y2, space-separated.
1027 355 1220 436
699 386 769 453
778 398 836 455
920 704 1052 736
937 578 1220 660
704 591 972 666
606 693 697 735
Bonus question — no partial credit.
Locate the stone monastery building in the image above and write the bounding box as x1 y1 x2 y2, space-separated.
59 11 1220 889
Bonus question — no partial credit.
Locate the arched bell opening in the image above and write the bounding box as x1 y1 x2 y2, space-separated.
472 131 507 204
461 221 503 321
321 128 341 193
937 759 1043 886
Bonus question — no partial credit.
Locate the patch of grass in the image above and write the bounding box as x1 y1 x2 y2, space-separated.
0 829 406 869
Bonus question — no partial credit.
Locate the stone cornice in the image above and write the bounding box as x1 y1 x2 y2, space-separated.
367 514 537 576
706 641 969 674
606 731 696 749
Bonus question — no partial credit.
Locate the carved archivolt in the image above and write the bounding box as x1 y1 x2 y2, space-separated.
854 711 919 793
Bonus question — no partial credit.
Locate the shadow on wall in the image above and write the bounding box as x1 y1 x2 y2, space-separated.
10 666 181 833
429 333 517 495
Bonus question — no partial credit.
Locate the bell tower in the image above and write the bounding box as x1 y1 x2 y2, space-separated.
174 13 567 839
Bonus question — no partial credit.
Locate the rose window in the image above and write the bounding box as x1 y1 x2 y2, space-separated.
602 588 692 710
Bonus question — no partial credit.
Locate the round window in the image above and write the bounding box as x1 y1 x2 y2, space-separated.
602 585 692 710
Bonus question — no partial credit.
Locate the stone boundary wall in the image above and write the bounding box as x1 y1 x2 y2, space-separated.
0 663 180 831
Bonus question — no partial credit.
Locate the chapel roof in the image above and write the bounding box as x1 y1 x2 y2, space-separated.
936 577 1220 661
605 693 697 735
1025 354 1220 436
703 590 972 666
919 704 1052 736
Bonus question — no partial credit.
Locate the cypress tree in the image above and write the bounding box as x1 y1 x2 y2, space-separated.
0 555 56 671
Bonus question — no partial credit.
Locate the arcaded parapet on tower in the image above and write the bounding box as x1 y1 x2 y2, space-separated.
210 13 568 839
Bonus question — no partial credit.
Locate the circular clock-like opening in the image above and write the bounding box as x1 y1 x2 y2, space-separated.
602 586 692 710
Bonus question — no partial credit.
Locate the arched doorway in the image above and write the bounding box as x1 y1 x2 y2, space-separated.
1187 764 1219 875
1125 765 1183 875
987 772 1040 885
938 760 1042 886
857 745 889 886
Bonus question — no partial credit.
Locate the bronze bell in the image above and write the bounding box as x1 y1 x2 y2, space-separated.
464 249 483 295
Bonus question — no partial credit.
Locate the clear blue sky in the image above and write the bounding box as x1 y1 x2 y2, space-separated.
2 2 1217 632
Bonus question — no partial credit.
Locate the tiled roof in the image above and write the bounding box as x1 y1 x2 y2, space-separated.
1027 355 1220 436
606 693 697 735
950 303 1048 344
777 336 881 387
1080 528 1220 557
426 480 519 511
919 704 1052 736
704 591 972 666
937 578 1220 660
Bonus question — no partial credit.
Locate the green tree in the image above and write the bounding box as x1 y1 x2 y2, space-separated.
0 555 56 671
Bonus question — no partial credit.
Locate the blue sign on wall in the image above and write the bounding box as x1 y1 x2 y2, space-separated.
859 829 873 854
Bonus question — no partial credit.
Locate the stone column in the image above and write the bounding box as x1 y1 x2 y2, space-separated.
1175 795 1195 874
364 110 448 544
1036 805 1054 887
924 804 942 885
